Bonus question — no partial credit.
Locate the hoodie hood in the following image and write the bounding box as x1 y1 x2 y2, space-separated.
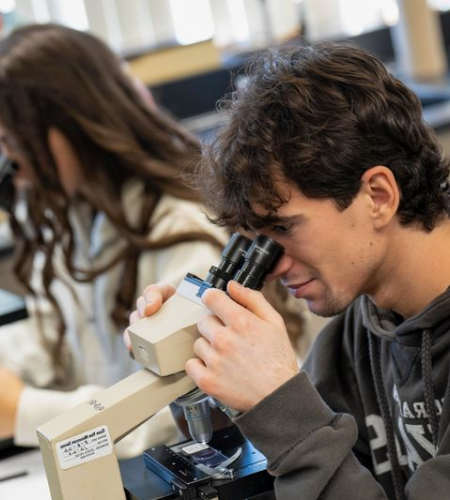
359 287 450 499
360 286 450 345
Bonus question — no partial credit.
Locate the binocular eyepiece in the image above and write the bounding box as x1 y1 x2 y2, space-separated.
199 233 284 296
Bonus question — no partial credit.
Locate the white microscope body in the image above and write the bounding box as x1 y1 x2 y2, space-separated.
37 234 284 499
37 278 202 500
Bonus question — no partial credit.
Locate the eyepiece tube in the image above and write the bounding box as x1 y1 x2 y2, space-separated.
233 235 284 290
203 233 252 291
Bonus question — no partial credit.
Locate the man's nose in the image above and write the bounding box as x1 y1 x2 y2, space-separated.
267 253 293 282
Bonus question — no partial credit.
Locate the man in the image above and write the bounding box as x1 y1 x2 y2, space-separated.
126 42 450 499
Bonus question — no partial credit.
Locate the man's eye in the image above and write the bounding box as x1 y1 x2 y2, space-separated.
272 224 291 235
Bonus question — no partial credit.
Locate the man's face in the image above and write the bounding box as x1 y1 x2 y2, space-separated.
257 184 386 317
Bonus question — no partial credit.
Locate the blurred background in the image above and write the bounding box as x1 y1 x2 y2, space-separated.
1 0 450 303
0 0 449 131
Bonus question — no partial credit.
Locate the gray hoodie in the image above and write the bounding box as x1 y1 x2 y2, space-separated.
235 288 450 499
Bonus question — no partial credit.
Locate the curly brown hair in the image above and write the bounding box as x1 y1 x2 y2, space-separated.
199 42 450 232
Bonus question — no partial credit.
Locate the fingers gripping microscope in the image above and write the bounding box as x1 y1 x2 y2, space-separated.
37 233 284 500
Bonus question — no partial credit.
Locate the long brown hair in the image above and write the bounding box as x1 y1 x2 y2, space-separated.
0 23 221 364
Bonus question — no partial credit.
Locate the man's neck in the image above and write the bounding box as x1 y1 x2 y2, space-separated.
371 220 450 318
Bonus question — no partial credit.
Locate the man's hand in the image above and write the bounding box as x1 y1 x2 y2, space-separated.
124 283 176 351
0 367 24 439
186 280 300 413
124 280 299 414
124 281 234 435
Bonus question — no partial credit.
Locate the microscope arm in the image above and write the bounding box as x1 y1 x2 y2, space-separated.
37 369 195 500
37 285 209 499
36 236 281 498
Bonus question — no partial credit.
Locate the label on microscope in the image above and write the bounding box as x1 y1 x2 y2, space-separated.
56 425 113 470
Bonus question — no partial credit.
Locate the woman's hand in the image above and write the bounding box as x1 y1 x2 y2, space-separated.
123 283 176 351
0 366 24 439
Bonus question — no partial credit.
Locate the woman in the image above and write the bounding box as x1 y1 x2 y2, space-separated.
0 23 227 457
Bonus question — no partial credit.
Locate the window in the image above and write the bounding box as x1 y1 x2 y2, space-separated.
170 0 214 45
302 0 399 40
50 0 88 31
428 0 450 11
1 0 449 54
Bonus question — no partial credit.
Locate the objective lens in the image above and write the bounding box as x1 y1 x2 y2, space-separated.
182 400 212 445
233 235 284 290
203 233 252 291
175 389 213 444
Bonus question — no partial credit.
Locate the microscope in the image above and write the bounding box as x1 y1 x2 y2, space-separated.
37 233 284 500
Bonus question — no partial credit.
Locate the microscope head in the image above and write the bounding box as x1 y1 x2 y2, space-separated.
127 233 284 377
127 233 285 444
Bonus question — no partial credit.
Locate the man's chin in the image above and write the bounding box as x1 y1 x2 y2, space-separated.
306 299 347 318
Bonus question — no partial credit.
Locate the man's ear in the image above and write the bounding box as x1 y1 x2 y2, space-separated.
360 166 400 229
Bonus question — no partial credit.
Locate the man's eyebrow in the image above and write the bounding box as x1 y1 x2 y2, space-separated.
251 212 305 228
272 213 305 224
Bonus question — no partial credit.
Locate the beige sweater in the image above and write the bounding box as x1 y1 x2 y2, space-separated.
0 182 227 458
